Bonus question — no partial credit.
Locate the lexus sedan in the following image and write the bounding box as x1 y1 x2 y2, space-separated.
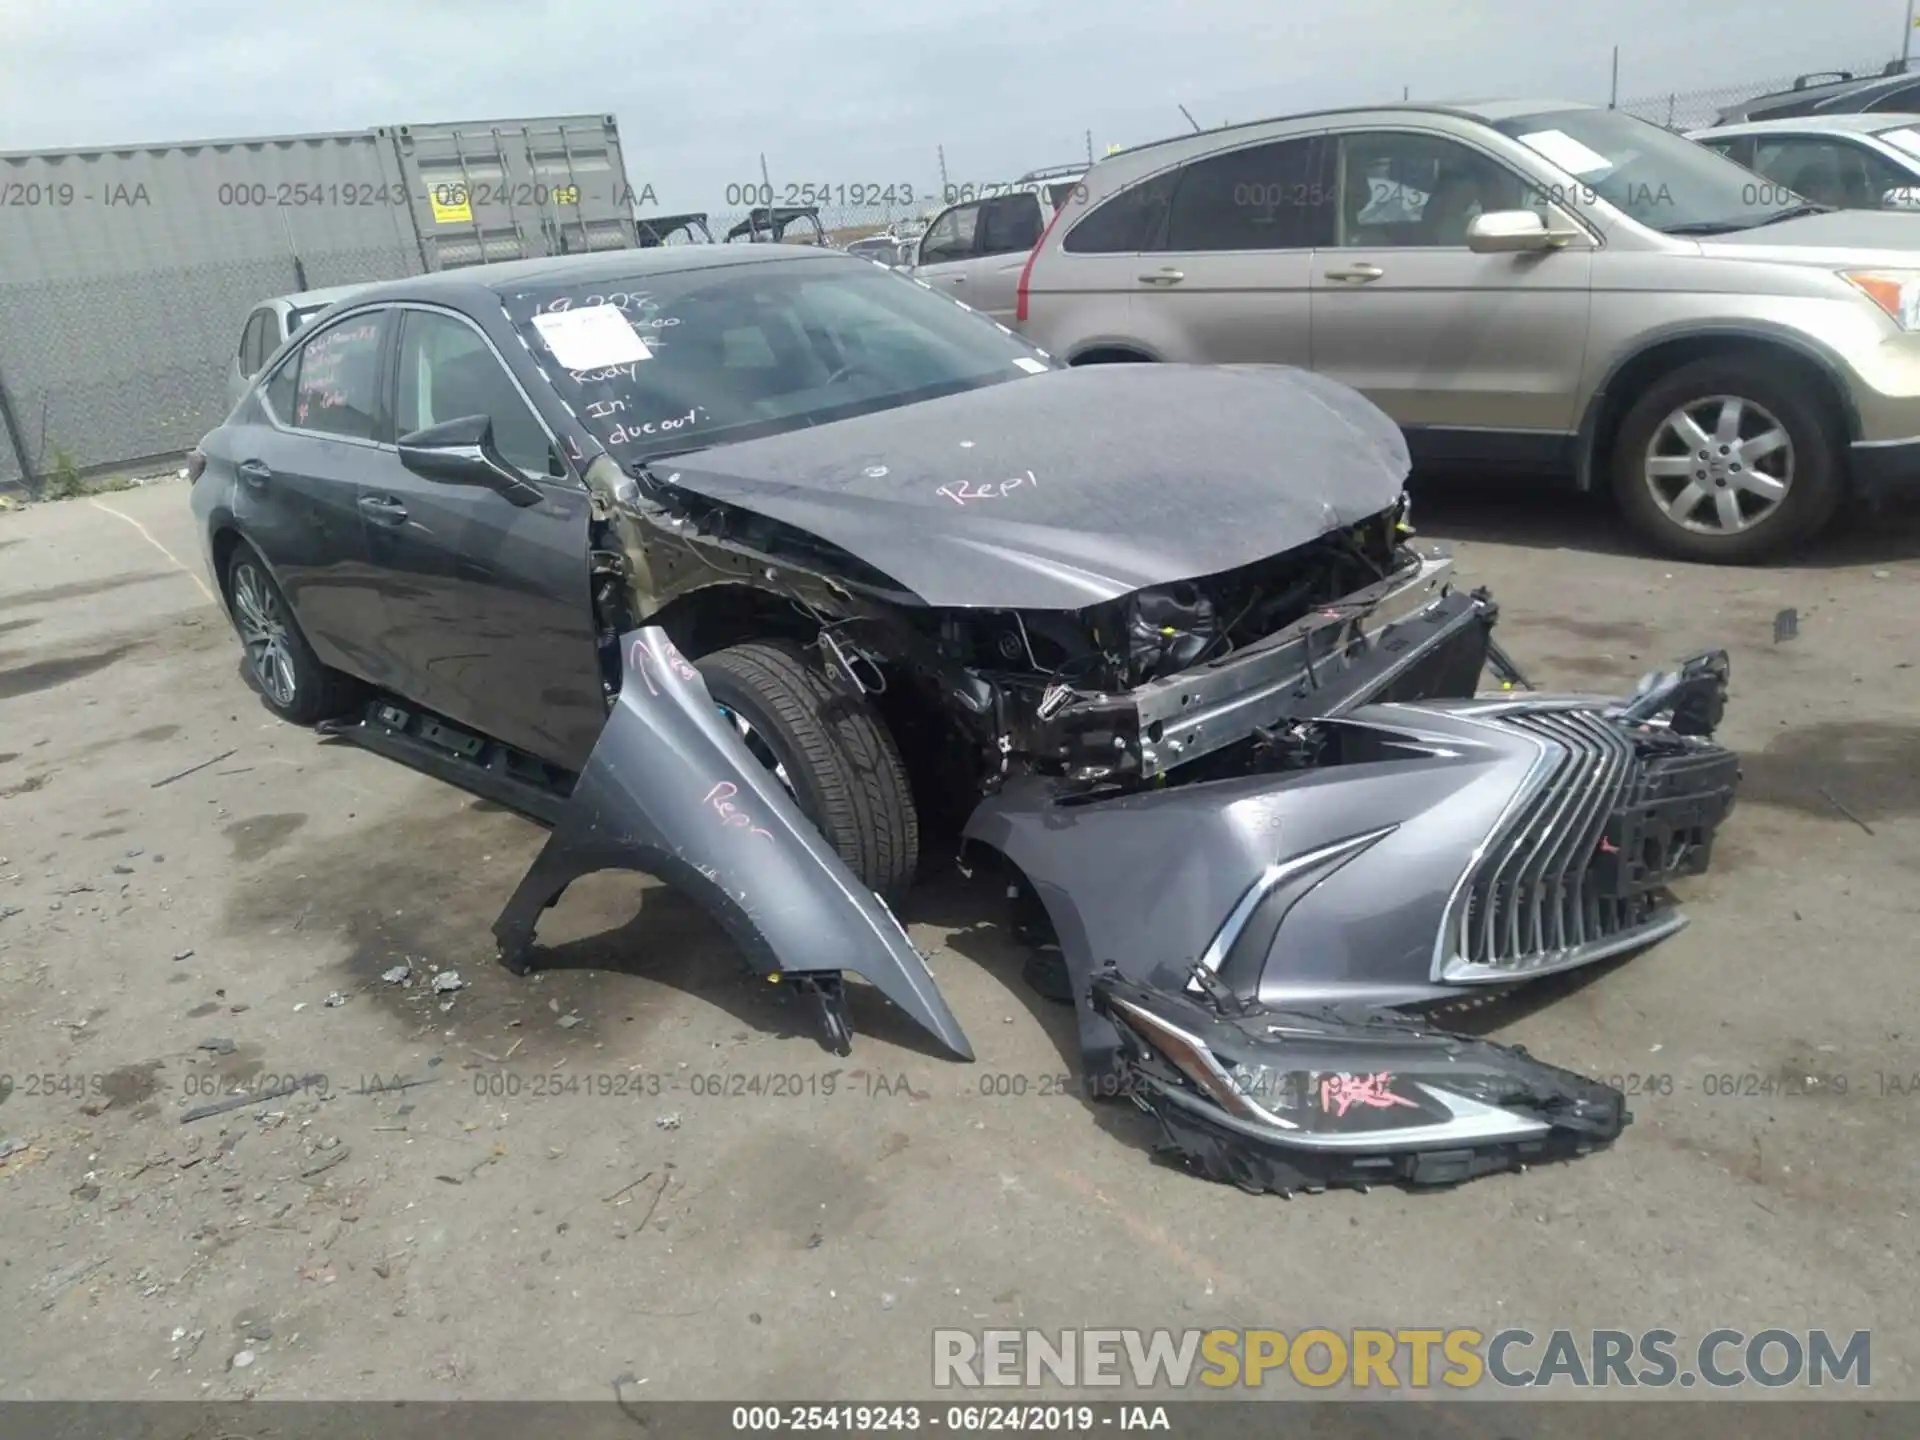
188 245 1739 1194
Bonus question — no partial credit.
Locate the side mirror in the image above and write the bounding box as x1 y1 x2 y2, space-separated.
397 415 542 506
1466 209 1564 253
1882 186 1920 210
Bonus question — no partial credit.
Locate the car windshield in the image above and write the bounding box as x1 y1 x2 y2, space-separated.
1494 108 1816 233
1874 124 1920 161
500 255 1054 464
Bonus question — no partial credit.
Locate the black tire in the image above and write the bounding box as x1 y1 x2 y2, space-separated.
224 542 359 724
697 640 919 900
1610 355 1843 564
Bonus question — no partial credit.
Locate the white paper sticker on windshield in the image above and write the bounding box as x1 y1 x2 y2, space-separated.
1012 357 1048 374
531 305 652 370
1516 129 1613 177
1879 126 1920 159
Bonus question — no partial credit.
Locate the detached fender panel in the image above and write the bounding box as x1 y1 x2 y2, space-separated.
493 627 973 1061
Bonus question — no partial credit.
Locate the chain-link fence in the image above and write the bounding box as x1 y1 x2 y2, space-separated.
0 244 419 490
1616 55 1908 132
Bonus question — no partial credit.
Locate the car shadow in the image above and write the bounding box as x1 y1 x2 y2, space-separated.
1408 470 1920 568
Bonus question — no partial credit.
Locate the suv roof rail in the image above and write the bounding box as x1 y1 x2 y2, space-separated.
1792 70 1854 90
1016 163 1087 182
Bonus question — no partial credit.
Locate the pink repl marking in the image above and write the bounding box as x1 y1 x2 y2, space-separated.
1318 1071 1418 1118
702 781 774 841
628 639 699 696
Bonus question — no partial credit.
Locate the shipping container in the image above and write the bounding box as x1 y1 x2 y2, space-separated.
0 113 643 486
382 115 642 270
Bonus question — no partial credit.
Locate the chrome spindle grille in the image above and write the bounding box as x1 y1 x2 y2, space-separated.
1454 711 1642 974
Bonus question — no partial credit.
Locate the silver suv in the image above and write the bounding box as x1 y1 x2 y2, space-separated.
1017 100 1920 562
913 170 1086 324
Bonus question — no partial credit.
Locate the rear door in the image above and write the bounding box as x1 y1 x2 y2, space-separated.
1123 133 1328 367
1309 128 1593 454
957 192 1048 322
357 305 604 770
228 309 391 674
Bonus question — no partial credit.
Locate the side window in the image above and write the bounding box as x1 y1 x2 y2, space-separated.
395 310 555 476
291 312 387 440
976 193 1044 255
1752 137 1903 208
1332 132 1529 248
238 311 269 375
919 203 980 264
1162 137 1327 251
1063 171 1177 253
262 352 300 423
1869 83 1920 113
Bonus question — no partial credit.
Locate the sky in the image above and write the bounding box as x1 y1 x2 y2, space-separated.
1 0 1913 215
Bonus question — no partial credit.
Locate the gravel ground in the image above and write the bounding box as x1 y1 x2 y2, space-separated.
0 477 1915 1405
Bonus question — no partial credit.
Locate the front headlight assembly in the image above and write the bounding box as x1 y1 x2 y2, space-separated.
1090 969 1627 1196
1841 269 1920 329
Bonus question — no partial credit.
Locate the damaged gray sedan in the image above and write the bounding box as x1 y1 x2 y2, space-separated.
188 244 1739 1195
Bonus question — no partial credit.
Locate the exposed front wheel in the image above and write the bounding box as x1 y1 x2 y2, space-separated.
697 640 919 901
225 542 359 724
1610 358 1843 564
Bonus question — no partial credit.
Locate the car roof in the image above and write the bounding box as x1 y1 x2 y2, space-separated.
1722 68 1920 120
268 283 369 311
331 246 844 309
1691 112 1920 139
1103 98 1598 161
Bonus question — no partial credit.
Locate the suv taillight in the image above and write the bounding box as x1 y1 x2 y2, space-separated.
186 449 207 483
1016 201 1068 325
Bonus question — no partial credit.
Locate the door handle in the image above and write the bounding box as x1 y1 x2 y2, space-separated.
1137 268 1185 285
1324 264 1384 283
237 459 272 489
358 494 409 526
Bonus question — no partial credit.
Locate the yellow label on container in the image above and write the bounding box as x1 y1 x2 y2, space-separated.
554 185 580 206
429 184 473 224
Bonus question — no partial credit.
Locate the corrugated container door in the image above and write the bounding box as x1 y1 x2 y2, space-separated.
384 115 639 271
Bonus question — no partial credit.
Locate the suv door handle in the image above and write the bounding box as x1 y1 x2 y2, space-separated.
237 459 272 489
1324 264 1384 283
358 494 409 526
1137 268 1185 285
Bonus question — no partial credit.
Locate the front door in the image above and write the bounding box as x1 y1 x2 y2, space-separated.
358 305 605 771
1309 129 1593 458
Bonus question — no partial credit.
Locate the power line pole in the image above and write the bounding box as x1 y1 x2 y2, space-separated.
1906 0 1915 65
937 144 948 200
1610 45 1619 108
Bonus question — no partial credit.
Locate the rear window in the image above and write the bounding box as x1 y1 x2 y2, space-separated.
500 256 1056 465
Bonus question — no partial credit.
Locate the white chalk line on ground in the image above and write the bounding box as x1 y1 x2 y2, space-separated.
87 497 218 605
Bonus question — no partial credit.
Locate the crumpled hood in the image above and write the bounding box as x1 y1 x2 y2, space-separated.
655 364 1410 609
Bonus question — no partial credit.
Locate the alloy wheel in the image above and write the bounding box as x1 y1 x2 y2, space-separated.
231 562 299 708
1642 393 1793 536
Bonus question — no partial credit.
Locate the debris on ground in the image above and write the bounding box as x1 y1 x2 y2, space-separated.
323 991 348 1008
557 1013 583 1029
197 1037 237 1055
655 1113 681 1130
432 971 463 994
0 905 21 922
173 949 194 961
1773 607 1798 643
381 964 412 985
150 750 238 789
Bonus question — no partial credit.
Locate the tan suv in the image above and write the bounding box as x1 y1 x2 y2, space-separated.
1016 99 1920 562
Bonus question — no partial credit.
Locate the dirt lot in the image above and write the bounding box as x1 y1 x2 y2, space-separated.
0 478 1916 1403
